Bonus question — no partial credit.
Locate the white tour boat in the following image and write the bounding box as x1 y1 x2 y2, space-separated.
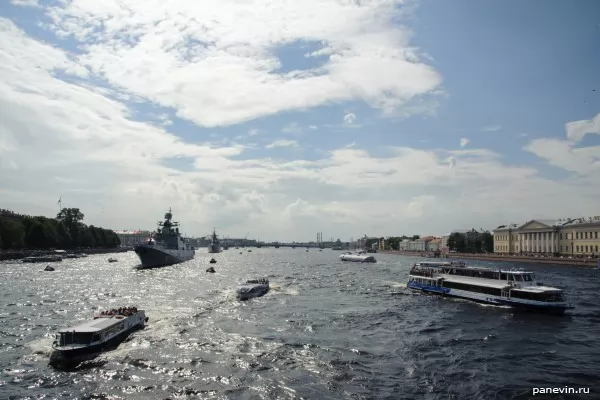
49 307 148 367
407 261 573 314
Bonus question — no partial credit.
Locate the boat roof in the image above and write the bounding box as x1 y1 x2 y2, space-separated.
415 261 455 266
416 262 534 274
58 316 124 333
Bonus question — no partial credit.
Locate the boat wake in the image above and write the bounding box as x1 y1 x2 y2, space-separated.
269 283 299 296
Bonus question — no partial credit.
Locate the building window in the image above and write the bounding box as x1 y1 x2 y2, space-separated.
585 232 588 239
596 245 599 252
585 245 589 252
576 245 579 252
560 246 562 252
596 232 598 239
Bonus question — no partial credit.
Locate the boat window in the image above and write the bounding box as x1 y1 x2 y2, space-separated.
442 281 502 296
60 332 94 345
500 273 507 280
508 275 514 281
523 275 532 282
511 290 565 302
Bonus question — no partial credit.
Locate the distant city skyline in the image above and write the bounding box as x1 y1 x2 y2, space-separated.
1 0 599 241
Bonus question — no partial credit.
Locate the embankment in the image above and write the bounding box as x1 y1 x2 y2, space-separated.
379 251 597 267
0 247 131 261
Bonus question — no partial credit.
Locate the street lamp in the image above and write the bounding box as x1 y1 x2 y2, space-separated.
570 239 574 257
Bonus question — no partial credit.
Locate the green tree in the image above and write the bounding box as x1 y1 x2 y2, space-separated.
1 208 119 251
411 235 420 240
481 232 494 253
79 225 96 247
447 232 466 252
56 208 85 245
0 219 25 249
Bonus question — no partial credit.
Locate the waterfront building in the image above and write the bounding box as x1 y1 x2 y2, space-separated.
114 230 152 248
493 216 600 256
428 238 442 251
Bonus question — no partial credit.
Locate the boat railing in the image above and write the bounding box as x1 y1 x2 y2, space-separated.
95 307 139 318
246 278 269 285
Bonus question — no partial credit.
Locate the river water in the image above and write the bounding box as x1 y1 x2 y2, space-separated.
0 249 599 400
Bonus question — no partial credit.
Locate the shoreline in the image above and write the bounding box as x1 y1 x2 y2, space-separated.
0 247 131 261
379 251 598 267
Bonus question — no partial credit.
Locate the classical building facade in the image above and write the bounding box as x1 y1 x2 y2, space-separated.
493 217 600 256
114 230 152 248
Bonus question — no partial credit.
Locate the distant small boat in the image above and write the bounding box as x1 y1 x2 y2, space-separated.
339 252 376 263
236 278 270 301
108 258 118 263
209 258 216 264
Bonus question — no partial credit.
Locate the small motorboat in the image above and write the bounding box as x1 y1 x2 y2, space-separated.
236 278 269 301
209 258 217 264
206 266 216 273
44 265 55 271
108 258 118 263
339 252 376 263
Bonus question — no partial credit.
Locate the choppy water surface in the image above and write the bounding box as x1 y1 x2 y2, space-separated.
1 250 599 399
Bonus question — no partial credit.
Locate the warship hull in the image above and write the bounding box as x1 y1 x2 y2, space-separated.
134 244 194 268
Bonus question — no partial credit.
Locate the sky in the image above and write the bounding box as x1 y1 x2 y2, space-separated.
0 0 599 241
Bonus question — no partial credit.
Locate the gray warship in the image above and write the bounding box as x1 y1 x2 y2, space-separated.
207 229 222 253
134 208 195 268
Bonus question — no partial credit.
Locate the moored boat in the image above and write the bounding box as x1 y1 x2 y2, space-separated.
22 255 63 263
49 307 147 367
134 208 195 268
236 278 269 300
407 261 573 314
207 229 222 253
339 252 376 263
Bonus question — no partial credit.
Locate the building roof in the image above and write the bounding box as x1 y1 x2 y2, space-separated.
561 216 600 227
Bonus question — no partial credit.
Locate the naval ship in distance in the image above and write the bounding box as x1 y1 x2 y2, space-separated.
134 208 195 268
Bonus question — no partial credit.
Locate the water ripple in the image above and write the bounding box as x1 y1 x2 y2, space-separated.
1 250 599 399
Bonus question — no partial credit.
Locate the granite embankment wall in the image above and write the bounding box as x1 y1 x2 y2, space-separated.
0 247 131 261
379 251 598 267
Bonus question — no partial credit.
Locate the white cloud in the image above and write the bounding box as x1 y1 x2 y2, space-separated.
42 0 442 128
482 125 502 132
565 113 600 143
2 16 600 241
343 112 357 125
524 112 600 178
281 122 304 135
9 0 39 7
248 129 260 136
459 138 469 148
265 140 299 149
